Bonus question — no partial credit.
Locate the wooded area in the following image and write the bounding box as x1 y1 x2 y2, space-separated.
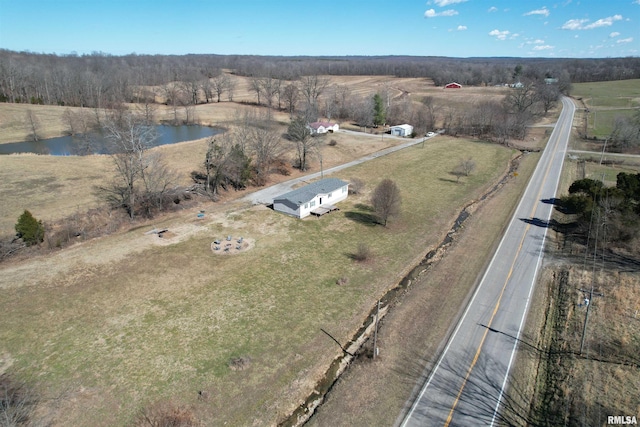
1 49 639 107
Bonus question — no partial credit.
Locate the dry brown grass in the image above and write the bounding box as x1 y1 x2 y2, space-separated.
0 134 516 426
0 76 526 426
308 146 540 427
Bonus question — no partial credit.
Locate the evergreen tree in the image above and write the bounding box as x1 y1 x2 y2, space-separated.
15 210 45 246
373 93 386 127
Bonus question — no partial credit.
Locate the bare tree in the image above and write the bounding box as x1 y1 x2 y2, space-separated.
210 73 230 103
200 78 214 103
537 83 561 114
259 77 279 111
299 75 329 115
163 84 185 125
250 77 262 105
452 157 476 182
248 121 283 186
282 83 300 115
505 83 538 114
25 109 40 141
371 179 402 226
135 101 157 126
138 151 179 215
100 111 158 219
287 115 315 171
183 103 197 125
226 78 236 102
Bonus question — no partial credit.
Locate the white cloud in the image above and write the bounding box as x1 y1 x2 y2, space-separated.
533 45 554 50
489 29 510 40
583 15 623 29
524 7 550 17
424 8 459 18
457 25 467 31
562 15 623 30
432 0 467 6
617 37 633 44
488 6 498 12
633 0 640 4
561 18 588 30
609 32 620 38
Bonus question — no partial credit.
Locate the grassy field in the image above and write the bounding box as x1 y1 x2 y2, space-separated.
572 79 640 139
0 135 516 425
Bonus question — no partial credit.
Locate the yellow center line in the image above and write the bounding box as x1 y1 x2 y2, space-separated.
442 117 566 426
443 228 525 427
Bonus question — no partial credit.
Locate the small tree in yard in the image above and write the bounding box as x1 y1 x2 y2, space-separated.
452 157 476 182
287 115 315 171
15 210 45 246
371 179 402 226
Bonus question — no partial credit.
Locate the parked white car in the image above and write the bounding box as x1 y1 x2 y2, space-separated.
426 132 436 137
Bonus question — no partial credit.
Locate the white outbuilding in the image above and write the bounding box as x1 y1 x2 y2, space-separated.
307 121 340 135
273 178 349 219
389 124 414 137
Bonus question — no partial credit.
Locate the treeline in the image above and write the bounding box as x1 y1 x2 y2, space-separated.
1 49 639 107
560 173 640 252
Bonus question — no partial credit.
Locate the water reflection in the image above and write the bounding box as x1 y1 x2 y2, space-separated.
0 125 222 156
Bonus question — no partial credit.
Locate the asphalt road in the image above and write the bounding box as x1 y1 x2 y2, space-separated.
398 96 576 427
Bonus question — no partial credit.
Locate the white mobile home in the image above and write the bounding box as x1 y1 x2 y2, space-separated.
273 178 349 219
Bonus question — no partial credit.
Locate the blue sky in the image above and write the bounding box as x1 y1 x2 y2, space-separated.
0 0 638 57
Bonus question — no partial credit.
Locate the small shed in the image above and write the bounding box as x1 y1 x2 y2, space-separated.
273 178 349 219
389 124 414 137
444 82 462 89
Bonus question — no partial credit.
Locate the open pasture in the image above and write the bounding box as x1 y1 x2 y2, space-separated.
572 79 640 139
0 136 516 426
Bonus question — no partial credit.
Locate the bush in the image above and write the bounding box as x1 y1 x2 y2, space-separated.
349 178 365 195
328 139 338 146
136 402 198 427
0 373 40 426
353 243 372 262
15 210 45 246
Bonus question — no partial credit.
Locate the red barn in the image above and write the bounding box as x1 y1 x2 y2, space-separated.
444 82 462 89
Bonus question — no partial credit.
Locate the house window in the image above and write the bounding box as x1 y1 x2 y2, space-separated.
304 203 308 209
310 200 316 207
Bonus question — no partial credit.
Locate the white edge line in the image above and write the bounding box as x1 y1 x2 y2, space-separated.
401 97 573 426
489 97 574 426
399 101 567 425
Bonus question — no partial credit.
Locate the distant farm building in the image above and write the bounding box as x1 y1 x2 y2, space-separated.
389 124 414 137
444 82 462 89
273 178 349 219
307 121 339 135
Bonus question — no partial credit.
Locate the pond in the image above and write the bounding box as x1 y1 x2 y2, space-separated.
0 125 222 156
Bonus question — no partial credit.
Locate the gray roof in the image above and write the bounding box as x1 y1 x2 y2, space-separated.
275 178 348 206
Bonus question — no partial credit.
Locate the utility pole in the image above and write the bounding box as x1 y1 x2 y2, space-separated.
580 179 606 355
